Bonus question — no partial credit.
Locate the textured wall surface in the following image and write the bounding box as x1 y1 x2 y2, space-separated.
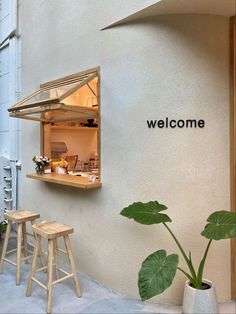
20 0 230 304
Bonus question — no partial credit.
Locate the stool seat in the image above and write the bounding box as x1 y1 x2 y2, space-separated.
33 221 73 239
4 210 40 223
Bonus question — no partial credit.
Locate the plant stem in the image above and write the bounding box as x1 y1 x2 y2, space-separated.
197 239 212 285
163 222 199 286
177 267 194 282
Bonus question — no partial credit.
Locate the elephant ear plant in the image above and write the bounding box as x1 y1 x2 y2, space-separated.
120 201 236 301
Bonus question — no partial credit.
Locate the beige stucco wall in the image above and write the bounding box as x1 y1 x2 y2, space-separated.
20 0 230 304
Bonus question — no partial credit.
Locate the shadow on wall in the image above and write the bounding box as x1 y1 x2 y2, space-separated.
44 182 102 203
103 14 229 74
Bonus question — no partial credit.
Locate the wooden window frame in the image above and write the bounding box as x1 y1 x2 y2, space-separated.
40 67 101 189
9 66 101 189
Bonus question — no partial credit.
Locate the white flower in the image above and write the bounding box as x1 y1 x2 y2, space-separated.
33 155 51 166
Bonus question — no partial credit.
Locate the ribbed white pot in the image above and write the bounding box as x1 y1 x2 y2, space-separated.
182 279 219 314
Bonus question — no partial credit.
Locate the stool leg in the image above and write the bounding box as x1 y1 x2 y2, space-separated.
64 236 81 297
22 222 28 264
26 234 40 297
47 239 54 314
53 239 59 280
38 237 46 271
31 220 45 269
16 223 22 285
0 220 12 273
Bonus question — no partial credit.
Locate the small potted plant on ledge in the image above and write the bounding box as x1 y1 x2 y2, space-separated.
32 155 51 174
120 201 236 314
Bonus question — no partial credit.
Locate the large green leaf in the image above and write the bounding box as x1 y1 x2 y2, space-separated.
120 201 171 225
201 211 236 240
138 250 178 301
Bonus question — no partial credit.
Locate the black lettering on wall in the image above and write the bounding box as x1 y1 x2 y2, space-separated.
147 120 157 128
177 120 185 128
170 120 176 128
186 120 197 128
146 118 205 129
198 120 205 128
166 117 169 128
158 120 164 128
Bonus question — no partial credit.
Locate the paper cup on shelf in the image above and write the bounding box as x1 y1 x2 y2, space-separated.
88 174 96 182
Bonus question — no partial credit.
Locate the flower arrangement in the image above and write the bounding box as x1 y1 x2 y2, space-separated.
32 155 51 174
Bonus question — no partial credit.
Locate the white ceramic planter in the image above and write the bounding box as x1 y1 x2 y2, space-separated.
182 279 219 314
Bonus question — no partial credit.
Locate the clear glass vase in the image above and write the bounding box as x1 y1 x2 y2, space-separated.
35 165 44 175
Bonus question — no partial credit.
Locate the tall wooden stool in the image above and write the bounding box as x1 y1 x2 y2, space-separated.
27 221 81 314
0 210 44 285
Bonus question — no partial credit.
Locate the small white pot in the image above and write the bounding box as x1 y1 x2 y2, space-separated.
182 279 219 314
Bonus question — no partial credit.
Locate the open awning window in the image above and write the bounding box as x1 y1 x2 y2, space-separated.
8 67 99 123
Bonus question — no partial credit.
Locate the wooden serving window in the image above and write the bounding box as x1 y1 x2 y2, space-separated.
8 67 101 189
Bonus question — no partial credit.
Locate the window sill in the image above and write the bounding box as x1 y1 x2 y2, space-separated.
27 173 102 189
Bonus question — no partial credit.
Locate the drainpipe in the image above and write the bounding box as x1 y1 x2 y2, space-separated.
9 0 21 211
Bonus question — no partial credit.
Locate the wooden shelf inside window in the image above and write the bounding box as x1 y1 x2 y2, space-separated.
27 173 102 189
51 125 98 131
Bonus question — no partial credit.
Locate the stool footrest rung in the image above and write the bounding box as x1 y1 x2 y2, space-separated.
4 254 33 264
22 255 33 261
6 246 34 256
25 232 35 238
32 277 47 290
3 258 16 266
35 263 56 273
35 265 48 273
6 247 18 255
57 248 67 255
57 267 70 276
52 273 73 285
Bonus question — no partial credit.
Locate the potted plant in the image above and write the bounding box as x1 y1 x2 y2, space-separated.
32 155 51 174
0 219 7 241
120 201 236 314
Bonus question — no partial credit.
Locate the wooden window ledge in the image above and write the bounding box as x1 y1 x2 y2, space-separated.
27 173 102 189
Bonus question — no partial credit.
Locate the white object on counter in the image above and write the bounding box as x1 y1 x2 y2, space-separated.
88 174 96 183
55 166 67 174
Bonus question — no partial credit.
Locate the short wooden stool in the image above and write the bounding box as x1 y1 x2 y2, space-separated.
0 210 44 285
26 221 81 314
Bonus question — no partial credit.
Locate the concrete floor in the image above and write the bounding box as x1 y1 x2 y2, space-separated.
0 238 235 313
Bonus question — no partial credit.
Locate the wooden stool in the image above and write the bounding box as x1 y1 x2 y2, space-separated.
0 210 44 285
27 221 81 314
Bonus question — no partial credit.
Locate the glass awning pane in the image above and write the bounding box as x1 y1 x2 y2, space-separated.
15 81 83 109
8 67 99 122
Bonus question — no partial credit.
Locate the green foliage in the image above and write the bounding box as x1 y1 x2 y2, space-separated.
0 221 7 233
201 211 236 240
120 201 171 225
120 201 236 300
138 250 178 301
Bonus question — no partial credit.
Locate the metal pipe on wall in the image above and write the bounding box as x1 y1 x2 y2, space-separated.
8 0 21 211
